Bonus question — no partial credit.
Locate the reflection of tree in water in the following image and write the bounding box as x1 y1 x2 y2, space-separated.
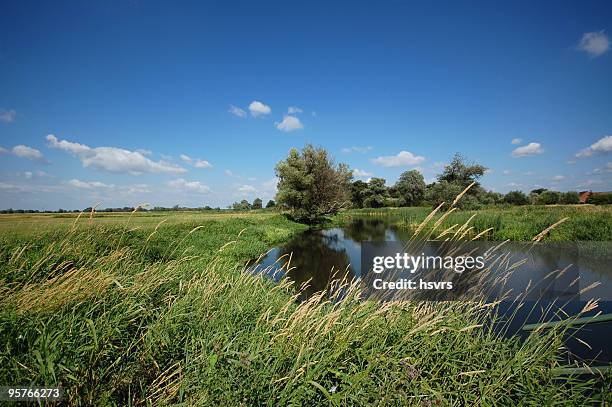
278 229 354 300
342 218 388 242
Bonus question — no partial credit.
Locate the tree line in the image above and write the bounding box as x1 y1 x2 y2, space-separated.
274 145 605 223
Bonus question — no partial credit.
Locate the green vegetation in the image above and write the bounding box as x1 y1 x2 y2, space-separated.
0 209 610 405
336 205 612 241
276 144 352 222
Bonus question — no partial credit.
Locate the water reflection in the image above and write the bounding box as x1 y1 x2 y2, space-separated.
250 217 612 363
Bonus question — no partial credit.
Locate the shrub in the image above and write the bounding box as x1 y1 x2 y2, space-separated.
504 190 529 205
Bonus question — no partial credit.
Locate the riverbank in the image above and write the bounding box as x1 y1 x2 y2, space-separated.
0 211 609 404
334 204 612 241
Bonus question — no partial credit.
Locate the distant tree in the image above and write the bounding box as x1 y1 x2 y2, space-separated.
438 153 487 187
530 188 547 195
232 200 252 210
252 197 263 209
362 178 388 208
535 190 560 205
588 192 612 205
479 191 504 206
265 199 276 208
559 191 580 205
275 145 352 222
349 180 369 208
504 190 529 205
394 170 426 206
426 154 488 210
426 181 480 210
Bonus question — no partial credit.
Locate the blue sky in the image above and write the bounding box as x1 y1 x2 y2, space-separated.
1 0 611 210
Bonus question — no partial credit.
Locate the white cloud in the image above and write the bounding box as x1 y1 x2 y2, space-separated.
238 184 257 193
68 179 113 189
288 106 303 114
502 170 511 175
592 162 612 174
511 138 522 145
511 142 544 157
167 178 210 193
236 184 258 197
276 115 303 132
224 169 234 176
507 182 521 187
551 175 565 182
24 171 33 179
578 31 610 57
353 168 373 177
179 154 212 168
341 146 373 154
577 179 604 188
47 134 186 175
0 109 16 123
193 159 212 168
248 101 271 117
228 105 247 118
371 150 425 167
12 145 45 161
575 135 612 158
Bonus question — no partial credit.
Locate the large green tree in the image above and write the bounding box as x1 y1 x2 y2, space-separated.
394 169 426 206
427 154 488 210
362 178 388 208
275 145 352 222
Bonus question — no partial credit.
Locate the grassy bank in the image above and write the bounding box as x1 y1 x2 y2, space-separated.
335 205 612 241
0 211 609 405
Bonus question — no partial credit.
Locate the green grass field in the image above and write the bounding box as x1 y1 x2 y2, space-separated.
0 208 610 405
336 204 612 241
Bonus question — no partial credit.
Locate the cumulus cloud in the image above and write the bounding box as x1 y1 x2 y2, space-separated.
68 179 113 189
249 101 271 117
228 105 247 118
341 146 373 154
276 115 303 132
371 150 425 167
502 170 511 175
551 175 566 182
288 106 303 114
167 178 210 193
353 169 373 177
575 135 612 158
46 134 186 175
236 184 257 197
0 109 16 123
9 145 45 161
180 154 212 168
578 31 610 57
511 142 543 157
511 138 522 145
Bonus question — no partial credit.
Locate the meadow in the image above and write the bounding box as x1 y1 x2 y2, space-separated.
336 204 612 241
0 207 610 405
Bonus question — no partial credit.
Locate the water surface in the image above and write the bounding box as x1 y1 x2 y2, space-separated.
250 217 612 364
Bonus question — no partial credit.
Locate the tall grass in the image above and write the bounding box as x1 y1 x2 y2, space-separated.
337 205 612 241
0 209 609 405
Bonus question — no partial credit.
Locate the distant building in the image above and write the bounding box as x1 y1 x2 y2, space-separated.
579 191 611 203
